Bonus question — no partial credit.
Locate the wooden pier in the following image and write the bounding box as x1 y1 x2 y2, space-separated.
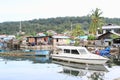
20 45 53 50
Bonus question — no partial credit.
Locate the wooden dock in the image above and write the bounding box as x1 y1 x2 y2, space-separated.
20 45 53 50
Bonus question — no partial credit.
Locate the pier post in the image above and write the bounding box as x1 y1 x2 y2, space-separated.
118 46 120 61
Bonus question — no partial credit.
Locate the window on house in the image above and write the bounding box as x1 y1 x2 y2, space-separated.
106 29 111 32
56 39 58 42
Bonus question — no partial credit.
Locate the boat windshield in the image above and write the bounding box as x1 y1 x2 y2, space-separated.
71 50 79 54
78 49 88 54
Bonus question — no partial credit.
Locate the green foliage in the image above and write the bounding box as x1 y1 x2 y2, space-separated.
0 17 90 35
88 35 96 40
74 39 80 46
89 8 104 35
46 32 54 36
0 16 120 35
71 24 84 37
16 35 21 40
30 31 36 37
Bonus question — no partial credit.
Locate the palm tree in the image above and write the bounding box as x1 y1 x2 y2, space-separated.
71 23 84 37
89 8 104 35
70 23 85 46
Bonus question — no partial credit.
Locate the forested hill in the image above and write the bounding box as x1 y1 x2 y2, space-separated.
0 16 120 35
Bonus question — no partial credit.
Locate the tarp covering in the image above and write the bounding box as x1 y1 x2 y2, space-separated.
99 47 111 56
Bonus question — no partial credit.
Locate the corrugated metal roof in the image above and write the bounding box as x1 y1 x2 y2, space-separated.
110 31 120 36
97 31 120 39
52 36 70 39
102 25 120 29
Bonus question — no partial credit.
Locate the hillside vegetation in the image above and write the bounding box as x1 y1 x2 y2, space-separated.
0 16 120 35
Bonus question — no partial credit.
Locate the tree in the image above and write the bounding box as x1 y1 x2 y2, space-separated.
30 31 36 37
71 23 84 37
89 8 104 35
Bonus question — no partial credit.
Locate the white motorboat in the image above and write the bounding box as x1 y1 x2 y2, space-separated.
51 46 109 64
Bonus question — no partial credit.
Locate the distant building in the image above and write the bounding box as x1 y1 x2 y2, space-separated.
0 35 17 49
97 24 120 37
52 35 70 48
97 31 120 46
36 32 46 36
46 30 57 35
26 36 52 46
7 35 15 39
0 35 16 41
0 35 7 39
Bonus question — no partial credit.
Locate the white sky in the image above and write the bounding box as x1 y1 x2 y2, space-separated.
0 0 120 22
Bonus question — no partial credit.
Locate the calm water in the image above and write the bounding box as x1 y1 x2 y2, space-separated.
0 56 120 80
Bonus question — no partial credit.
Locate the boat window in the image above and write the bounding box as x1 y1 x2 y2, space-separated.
71 50 79 54
64 49 70 53
79 49 87 54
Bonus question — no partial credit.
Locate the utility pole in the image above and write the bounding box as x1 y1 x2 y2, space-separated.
19 21 22 33
71 23 72 31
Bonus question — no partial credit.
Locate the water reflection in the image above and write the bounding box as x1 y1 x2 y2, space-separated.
0 56 120 80
87 72 105 80
52 60 108 80
33 56 51 63
59 66 87 77
61 66 105 80
0 56 52 64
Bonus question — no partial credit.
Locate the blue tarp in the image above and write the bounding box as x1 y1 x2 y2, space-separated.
99 47 111 57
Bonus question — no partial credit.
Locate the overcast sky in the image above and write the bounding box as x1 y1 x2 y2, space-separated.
0 0 120 22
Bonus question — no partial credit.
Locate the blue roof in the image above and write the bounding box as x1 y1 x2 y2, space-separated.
38 34 46 36
77 36 88 39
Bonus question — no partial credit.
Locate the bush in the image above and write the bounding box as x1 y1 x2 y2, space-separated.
88 35 96 40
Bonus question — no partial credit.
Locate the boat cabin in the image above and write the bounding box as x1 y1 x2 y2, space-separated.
57 46 88 55
52 46 109 64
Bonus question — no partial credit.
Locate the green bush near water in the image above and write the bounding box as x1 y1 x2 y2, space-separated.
88 35 96 40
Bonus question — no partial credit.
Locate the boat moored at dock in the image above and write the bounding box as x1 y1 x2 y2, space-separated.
51 46 109 65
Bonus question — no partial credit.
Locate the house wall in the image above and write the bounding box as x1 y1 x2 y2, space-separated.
53 38 70 47
27 36 52 46
28 38 35 43
27 38 36 46
103 29 120 34
96 25 120 37
36 37 49 45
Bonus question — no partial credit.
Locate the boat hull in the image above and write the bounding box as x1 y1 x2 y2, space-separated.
52 55 108 64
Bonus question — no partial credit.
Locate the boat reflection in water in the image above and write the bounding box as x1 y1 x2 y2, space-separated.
52 60 108 80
